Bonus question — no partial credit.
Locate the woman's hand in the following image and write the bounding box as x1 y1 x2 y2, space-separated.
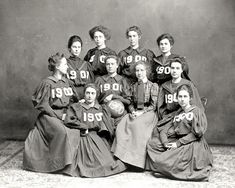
165 142 178 149
104 94 113 103
130 110 144 119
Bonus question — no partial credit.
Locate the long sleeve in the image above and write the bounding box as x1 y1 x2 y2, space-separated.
144 82 159 112
32 80 58 118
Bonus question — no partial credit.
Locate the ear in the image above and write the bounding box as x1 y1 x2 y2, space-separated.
138 35 141 40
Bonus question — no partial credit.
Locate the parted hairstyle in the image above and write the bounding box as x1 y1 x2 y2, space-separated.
48 52 65 72
84 83 100 99
156 33 174 46
89 25 111 40
176 84 194 99
134 61 151 77
126 26 142 38
104 55 120 66
67 35 83 49
169 57 187 72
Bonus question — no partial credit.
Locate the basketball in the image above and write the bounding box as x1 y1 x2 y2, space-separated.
107 99 125 118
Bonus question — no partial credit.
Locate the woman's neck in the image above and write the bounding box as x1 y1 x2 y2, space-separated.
97 44 106 50
108 72 117 77
53 71 63 80
86 101 95 107
131 43 139 49
172 77 182 84
182 104 191 112
139 77 148 83
162 51 171 57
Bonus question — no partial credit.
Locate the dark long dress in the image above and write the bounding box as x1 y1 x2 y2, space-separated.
146 106 213 181
23 76 80 176
64 102 126 177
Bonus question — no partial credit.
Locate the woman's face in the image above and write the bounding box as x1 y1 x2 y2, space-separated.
56 57 68 74
106 58 118 74
159 38 172 54
127 31 140 47
170 62 183 79
135 64 147 80
177 90 191 108
70 41 82 57
85 87 97 104
93 31 106 47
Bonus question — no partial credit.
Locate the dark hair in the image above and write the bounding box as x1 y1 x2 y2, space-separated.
156 33 174 46
126 26 142 38
169 57 187 72
89 25 111 40
176 84 193 99
104 55 119 65
48 52 65 72
84 83 100 98
67 35 83 49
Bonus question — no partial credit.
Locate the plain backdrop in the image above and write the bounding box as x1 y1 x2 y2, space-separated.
0 0 234 144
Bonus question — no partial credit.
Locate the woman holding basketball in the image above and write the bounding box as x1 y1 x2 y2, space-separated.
95 55 131 125
112 61 159 170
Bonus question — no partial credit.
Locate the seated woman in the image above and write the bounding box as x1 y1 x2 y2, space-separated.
112 61 159 169
64 83 126 177
66 35 94 99
95 55 131 125
158 57 204 120
23 53 80 176
146 84 213 181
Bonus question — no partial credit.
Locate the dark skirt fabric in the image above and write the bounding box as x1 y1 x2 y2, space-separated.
23 114 80 175
112 111 158 168
62 131 126 177
146 134 213 181
23 114 126 177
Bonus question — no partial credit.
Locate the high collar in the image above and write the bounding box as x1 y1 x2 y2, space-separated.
138 77 148 84
162 78 191 93
102 74 122 82
95 46 112 53
80 101 100 110
69 56 82 61
48 76 67 83
124 46 145 54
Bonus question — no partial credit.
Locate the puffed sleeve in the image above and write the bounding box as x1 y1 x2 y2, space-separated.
112 78 131 105
144 82 159 112
87 61 95 83
64 103 88 130
32 80 58 118
178 107 207 146
99 104 115 137
190 83 205 111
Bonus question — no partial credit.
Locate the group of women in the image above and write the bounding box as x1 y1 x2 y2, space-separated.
23 25 213 181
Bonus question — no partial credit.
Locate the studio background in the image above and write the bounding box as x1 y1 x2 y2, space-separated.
0 0 234 145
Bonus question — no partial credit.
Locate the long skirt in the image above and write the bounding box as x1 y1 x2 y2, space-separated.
146 134 213 181
62 131 126 177
23 114 80 176
112 111 158 168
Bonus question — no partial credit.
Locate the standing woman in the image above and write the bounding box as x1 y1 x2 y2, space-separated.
146 84 213 181
23 53 80 176
84 25 116 78
67 35 94 99
64 83 126 177
112 61 159 169
150 33 190 85
118 26 155 85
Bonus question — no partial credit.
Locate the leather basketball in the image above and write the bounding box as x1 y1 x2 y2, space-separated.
107 100 125 118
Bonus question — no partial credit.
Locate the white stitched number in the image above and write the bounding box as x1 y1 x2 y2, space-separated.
156 66 171 74
173 112 194 122
165 93 178 103
99 55 106 63
100 83 121 92
51 87 73 98
67 70 77 79
124 55 147 64
80 71 89 79
89 55 95 62
83 112 103 122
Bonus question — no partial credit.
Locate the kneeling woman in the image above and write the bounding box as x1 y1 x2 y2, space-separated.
23 53 80 176
146 84 213 181
64 83 126 177
112 61 159 169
